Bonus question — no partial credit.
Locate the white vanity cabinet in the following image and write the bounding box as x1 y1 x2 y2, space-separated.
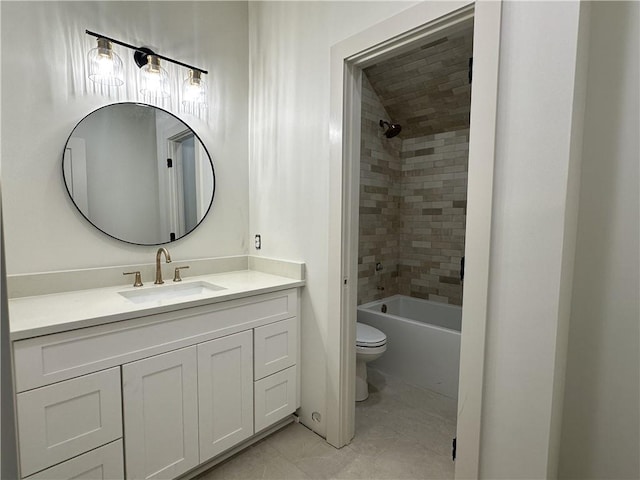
12 288 300 480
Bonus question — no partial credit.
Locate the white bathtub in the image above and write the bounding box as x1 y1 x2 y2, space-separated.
357 295 461 399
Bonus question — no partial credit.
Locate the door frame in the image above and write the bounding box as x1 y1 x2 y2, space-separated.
168 131 190 238
62 137 88 215
326 1 502 477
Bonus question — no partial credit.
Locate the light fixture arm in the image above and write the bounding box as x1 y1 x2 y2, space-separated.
85 30 208 75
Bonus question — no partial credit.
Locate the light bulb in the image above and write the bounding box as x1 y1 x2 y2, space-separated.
140 55 170 98
87 38 124 86
182 70 207 107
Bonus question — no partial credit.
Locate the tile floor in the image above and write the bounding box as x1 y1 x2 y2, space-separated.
196 368 457 480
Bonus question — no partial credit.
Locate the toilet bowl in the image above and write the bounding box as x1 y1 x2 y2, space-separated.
355 322 387 401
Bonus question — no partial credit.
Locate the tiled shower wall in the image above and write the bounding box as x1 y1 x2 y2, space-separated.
358 79 468 306
364 30 473 138
358 76 402 304
397 130 468 305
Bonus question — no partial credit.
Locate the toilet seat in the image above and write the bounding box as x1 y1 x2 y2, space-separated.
356 322 387 348
356 344 387 355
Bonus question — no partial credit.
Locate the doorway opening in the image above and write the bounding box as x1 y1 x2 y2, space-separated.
327 2 502 477
354 22 473 478
159 128 213 242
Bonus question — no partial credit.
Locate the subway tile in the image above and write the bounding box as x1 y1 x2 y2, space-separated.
439 276 460 285
422 208 443 215
359 65 469 305
428 294 450 304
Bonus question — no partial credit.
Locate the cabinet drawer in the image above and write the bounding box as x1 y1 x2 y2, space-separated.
26 440 124 480
254 366 297 432
254 318 297 380
16 368 122 477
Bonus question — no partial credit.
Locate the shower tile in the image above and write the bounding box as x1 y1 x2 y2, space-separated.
359 46 470 307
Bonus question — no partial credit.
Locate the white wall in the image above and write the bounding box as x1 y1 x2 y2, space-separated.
1 1 249 274
248 0 418 436
0 190 19 480
559 2 640 478
248 1 610 476
480 2 588 478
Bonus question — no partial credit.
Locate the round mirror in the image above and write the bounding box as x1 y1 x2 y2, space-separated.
62 103 215 245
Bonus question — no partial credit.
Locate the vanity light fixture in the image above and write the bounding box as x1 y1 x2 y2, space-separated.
87 37 125 86
182 69 207 107
140 55 170 98
85 30 208 104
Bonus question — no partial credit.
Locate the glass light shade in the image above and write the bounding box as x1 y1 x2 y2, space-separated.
140 55 170 98
87 38 124 86
182 70 207 107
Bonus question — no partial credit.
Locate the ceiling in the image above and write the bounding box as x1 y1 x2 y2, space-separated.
363 27 474 139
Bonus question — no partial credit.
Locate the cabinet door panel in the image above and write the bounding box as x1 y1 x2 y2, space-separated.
27 440 124 480
198 330 253 462
254 366 297 432
123 347 198 480
16 367 121 477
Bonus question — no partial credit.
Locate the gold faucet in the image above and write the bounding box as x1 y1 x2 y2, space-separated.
154 247 172 284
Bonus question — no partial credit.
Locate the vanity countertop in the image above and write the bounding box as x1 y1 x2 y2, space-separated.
9 269 304 341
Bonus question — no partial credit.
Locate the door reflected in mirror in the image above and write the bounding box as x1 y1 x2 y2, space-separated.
63 103 215 245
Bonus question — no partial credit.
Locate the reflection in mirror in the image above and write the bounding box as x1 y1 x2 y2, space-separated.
63 103 215 245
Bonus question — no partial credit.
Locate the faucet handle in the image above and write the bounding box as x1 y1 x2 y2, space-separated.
123 271 143 287
173 266 190 282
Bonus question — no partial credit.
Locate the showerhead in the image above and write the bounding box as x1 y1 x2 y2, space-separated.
379 120 402 138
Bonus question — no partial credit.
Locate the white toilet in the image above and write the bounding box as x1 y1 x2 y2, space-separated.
355 322 387 401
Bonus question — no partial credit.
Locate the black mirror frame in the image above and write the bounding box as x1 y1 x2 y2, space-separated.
62 102 216 246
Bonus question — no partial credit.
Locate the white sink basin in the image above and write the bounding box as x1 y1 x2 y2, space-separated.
119 281 225 304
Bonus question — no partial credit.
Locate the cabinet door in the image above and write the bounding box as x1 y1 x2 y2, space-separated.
198 330 253 462
27 440 124 480
16 367 122 477
122 347 199 480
